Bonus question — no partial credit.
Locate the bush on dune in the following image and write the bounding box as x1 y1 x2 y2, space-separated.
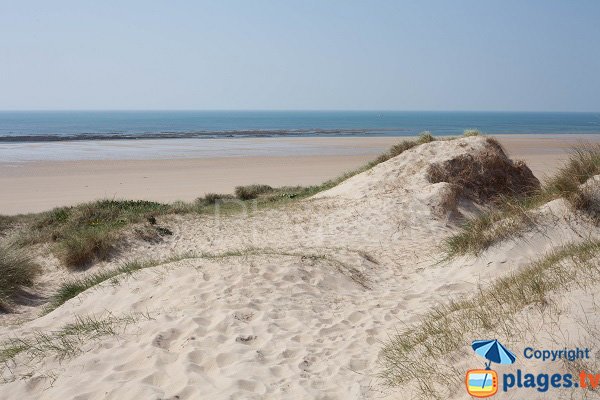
427 137 540 202
444 144 600 256
234 184 274 200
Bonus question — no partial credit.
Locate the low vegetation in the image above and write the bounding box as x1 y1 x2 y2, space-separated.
46 259 158 312
0 245 40 311
428 137 539 202
0 313 148 365
445 144 600 256
234 184 274 200
201 193 235 205
380 240 600 399
463 128 481 137
46 247 369 313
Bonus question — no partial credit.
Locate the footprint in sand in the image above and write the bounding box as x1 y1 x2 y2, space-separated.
235 335 257 344
152 328 181 350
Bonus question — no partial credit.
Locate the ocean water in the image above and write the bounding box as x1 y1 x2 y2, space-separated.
1 111 599 142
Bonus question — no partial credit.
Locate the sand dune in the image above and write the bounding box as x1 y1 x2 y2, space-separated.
1 136 600 399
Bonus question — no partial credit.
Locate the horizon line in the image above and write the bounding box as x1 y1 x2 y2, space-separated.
0 109 599 113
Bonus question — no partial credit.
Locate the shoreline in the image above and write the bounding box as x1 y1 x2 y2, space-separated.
1 134 599 215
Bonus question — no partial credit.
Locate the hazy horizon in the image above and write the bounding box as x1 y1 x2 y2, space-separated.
1 1 599 111
1 109 599 113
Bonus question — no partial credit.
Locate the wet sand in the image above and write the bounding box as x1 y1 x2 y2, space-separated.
1 134 598 215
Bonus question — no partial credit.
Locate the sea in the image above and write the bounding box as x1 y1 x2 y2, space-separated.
1 111 599 142
0 111 599 162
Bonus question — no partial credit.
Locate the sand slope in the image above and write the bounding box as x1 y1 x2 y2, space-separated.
2 136 599 399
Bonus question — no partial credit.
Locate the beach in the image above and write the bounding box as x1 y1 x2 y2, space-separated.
3 3 599 398
1 134 599 215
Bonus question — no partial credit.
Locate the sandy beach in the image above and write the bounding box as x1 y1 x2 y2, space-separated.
1 134 599 215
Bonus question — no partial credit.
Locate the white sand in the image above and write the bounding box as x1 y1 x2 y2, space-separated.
1 136 599 399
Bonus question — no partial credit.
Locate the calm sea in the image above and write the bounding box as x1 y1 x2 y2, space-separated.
1 111 599 142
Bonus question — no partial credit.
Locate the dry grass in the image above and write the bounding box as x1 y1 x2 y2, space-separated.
201 193 235 205
46 257 184 312
7 200 193 270
0 312 150 367
380 240 600 399
234 184 274 200
463 129 481 137
46 247 370 313
0 245 40 311
445 144 600 257
57 228 116 269
0 216 17 235
427 137 540 202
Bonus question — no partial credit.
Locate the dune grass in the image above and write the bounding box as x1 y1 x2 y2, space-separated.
0 215 17 235
463 129 481 137
46 247 370 313
43 254 190 311
0 245 40 311
380 240 600 399
11 200 188 269
445 144 600 257
234 184 274 200
0 313 148 365
201 193 235 205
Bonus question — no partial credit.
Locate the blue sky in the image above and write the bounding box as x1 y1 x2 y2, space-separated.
0 1 599 111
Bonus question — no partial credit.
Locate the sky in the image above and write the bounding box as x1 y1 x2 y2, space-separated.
0 0 599 111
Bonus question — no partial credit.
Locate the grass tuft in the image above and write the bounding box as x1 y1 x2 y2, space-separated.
418 131 435 143
234 184 274 200
201 193 235 205
0 313 147 365
58 228 116 269
47 259 157 312
0 245 40 311
463 129 481 137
